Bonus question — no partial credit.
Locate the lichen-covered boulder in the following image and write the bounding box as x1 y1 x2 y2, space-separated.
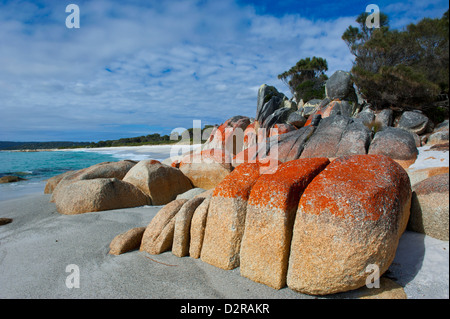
287 154 411 295
201 163 262 270
239 158 330 289
202 116 251 155
301 115 353 159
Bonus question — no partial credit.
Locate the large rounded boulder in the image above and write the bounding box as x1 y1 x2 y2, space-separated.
123 160 193 205
287 154 412 295
50 160 138 200
54 178 150 215
368 127 418 168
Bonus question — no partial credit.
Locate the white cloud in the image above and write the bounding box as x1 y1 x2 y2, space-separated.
3 0 426 141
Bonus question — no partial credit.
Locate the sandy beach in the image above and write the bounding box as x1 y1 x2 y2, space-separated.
0 192 448 299
60 144 202 162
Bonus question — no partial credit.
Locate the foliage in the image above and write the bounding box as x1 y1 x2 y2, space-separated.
342 10 449 110
0 141 90 150
86 125 216 148
1 125 217 150
277 56 328 102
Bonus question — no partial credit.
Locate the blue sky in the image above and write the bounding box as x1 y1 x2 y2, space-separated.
0 0 448 142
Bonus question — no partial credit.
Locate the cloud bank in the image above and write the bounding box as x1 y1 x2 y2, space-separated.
0 0 447 141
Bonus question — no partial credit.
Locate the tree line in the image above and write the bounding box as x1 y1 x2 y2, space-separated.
278 9 449 120
86 125 216 148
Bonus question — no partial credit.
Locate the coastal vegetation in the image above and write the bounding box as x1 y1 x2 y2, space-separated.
0 125 216 150
277 56 328 102
0 141 90 150
88 125 216 148
342 10 449 116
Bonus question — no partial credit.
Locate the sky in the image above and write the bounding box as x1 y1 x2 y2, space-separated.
0 0 448 142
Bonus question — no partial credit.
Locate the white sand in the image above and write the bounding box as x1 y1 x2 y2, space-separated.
0 194 448 299
61 144 202 162
408 145 449 172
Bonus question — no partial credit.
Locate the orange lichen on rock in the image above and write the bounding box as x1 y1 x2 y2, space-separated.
202 116 251 155
247 158 330 211
270 124 297 136
213 163 262 200
243 122 257 149
233 146 258 166
298 154 411 222
239 157 330 289
200 162 263 270
287 154 412 295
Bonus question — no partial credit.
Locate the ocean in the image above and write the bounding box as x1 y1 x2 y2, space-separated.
0 144 198 202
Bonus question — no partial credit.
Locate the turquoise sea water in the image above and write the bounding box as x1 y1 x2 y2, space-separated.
0 150 117 182
0 150 117 201
0 145 193 202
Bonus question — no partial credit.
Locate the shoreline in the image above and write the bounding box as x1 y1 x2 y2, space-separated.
0 144 448 298
0 193 447 299
1 140 203 153
0 144 202 202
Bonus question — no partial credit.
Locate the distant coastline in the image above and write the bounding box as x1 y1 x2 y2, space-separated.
2 149 59 152
0 125 214 152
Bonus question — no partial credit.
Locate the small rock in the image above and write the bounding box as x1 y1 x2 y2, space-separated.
0 176 26 183
109 227 146 255
286 111 307 128
354 108 376 126
427 130 449 145
375 109 394 129
189 195 212 259
0 218 13 226
302 99 323 116
256 84 285 124
172 197 205 257
397 111 430 135
140 199 188 255
325 70 355 101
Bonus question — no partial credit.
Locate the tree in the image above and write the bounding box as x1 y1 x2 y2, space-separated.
342 10 448 110
278 56 328 102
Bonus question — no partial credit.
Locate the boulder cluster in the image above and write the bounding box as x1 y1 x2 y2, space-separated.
45 70 449 295
46 159 193 215
110 155 412 295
